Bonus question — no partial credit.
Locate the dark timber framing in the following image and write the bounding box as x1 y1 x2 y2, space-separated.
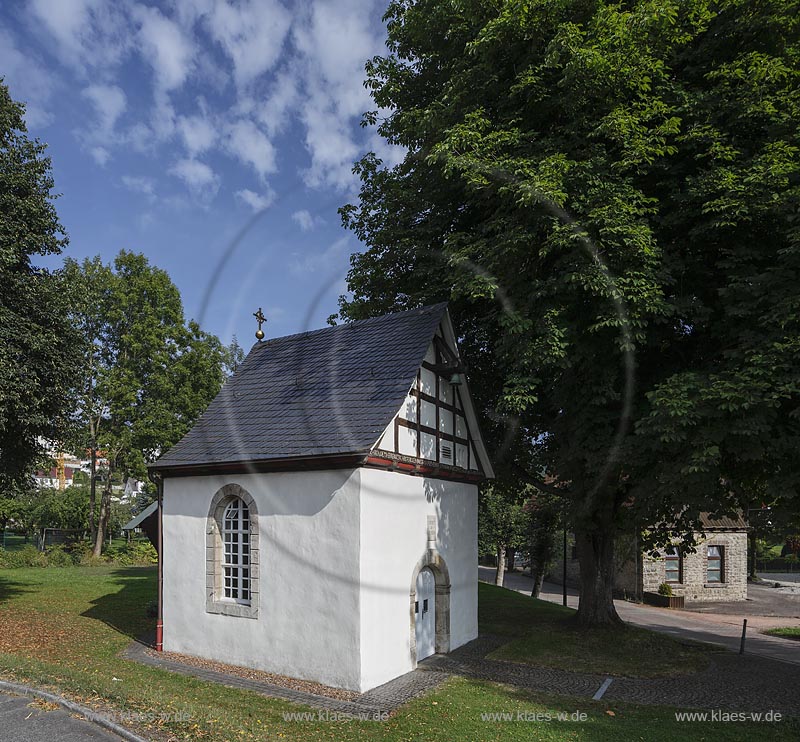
379 335 484 477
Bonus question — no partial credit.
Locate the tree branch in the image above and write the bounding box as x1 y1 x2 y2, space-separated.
513 464 571 497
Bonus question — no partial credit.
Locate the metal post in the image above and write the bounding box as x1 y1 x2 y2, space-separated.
739 619 747 654
562 527 568 607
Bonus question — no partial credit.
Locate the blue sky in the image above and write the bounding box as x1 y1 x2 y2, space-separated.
1 0 402 345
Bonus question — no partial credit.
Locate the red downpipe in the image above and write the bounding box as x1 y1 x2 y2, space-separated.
156 474 164 652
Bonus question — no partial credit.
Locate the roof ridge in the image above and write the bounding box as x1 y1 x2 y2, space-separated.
248 302 448 351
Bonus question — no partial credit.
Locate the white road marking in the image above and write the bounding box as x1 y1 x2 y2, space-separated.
592 677 613 700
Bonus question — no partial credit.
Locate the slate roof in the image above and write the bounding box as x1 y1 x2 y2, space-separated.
151 303 449 471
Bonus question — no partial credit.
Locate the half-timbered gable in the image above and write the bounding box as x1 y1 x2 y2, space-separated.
372 320 489 479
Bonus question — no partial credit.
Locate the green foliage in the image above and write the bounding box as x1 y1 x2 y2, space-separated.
0 80 79 491
657 582 674 597
478 483 531 556
104 540 158 566
64 252 228 484
0 538 156 568
339 0 800 617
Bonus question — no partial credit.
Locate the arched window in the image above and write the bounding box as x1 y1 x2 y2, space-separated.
206 484 259 619
222 498 251 604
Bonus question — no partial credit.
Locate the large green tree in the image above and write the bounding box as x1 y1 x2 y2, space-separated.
64 251 228 555
340 1 800 624
0 80 78 504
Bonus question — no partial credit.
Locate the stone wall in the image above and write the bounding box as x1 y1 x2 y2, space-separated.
643 531 748 602
548 531 748 603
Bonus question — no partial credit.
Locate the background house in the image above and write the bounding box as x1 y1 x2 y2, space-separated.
550 513 748 603
150 304 493 692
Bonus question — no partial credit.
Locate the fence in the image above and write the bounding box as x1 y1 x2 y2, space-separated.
756 558 799 573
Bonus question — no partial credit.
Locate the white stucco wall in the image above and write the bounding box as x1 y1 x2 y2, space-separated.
358 467 478 691
163 465 479 693
162 469 363 690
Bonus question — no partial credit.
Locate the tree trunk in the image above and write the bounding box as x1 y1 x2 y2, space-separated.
507 547 516 572
495 545 506 586
748 530 758 579
89 437 97 544
530 568 544 598
93 479 112 557
575 529 622 627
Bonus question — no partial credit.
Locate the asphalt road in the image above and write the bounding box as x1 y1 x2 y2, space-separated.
0 692 128 742
479 566 800 667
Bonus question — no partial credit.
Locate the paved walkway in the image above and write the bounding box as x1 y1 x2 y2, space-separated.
122 636 448 716
480 567 800 666
0 691 126 742
420 633 800 716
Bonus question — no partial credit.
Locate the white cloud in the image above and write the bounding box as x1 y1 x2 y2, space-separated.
177 113 216 154
133 5 194 92
292 0 385 190
82 84 126 134
0 28 55 129
258 68 299 137
169 157 219 202
289 235 352 275
121 175 156 200
203 0 292 88
291 209 317 232
27 0 132 75
89 146 110 166
225 119 277 179
235 188 276 212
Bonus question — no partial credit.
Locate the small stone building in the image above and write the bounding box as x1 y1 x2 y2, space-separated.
551 513 749 603
149 304 493 692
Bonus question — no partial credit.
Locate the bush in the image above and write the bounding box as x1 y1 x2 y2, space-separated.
657 582 673 597
105 540 158 566
0 544 48 568
44 545 76 567
0 539 157 568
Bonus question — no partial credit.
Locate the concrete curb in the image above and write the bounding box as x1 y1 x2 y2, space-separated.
0 679 150 742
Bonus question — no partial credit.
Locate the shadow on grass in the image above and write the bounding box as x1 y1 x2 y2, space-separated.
82 566 157 641
0 573 30 604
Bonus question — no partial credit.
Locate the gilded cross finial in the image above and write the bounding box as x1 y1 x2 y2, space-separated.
254 307 267 341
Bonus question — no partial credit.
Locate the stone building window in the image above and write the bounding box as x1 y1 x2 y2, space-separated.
664 547 681 583
707 545 724 583
206 484 259 618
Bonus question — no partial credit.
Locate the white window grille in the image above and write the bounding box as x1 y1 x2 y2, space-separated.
222 498 251 604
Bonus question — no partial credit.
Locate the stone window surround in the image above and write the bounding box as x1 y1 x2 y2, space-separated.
206 483 259 619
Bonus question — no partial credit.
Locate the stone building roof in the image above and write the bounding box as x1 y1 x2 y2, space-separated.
150 303 450 472
699 512 748 530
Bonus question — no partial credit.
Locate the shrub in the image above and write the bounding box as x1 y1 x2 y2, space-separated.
657 582 673 597
105 540 158 566
44 545 76 567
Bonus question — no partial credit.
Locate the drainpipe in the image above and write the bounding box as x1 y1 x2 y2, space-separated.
155 472 164 652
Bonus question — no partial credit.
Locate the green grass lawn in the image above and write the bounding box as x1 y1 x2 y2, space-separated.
0 566 795 741
480 583 721 677
763 627 800 640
